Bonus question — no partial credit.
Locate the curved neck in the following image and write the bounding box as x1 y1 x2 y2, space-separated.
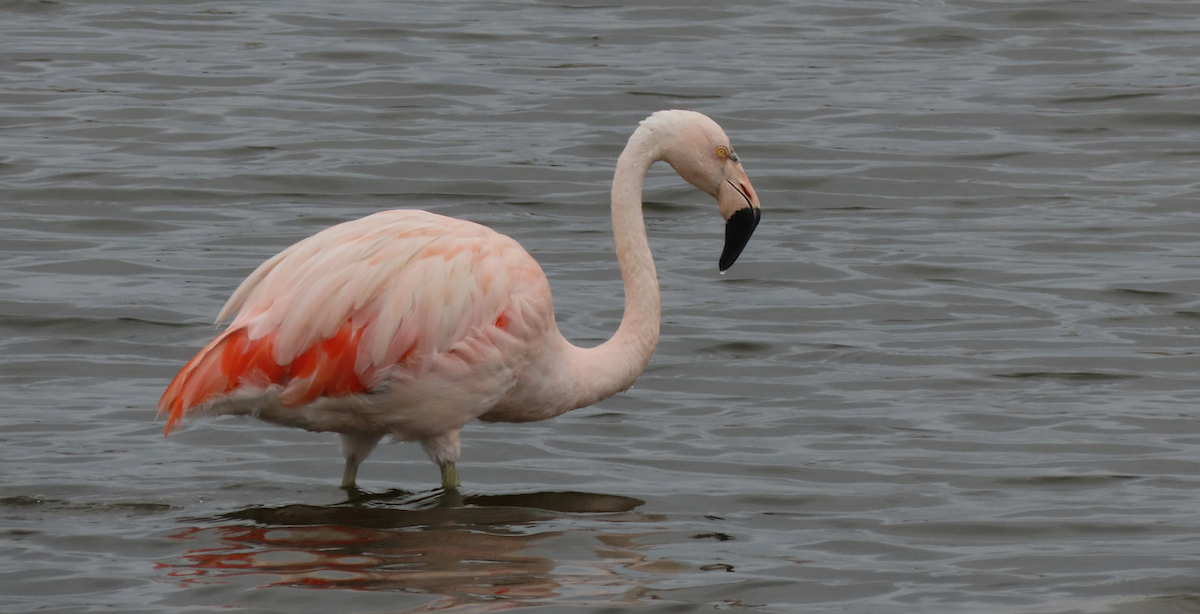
564 132 662 408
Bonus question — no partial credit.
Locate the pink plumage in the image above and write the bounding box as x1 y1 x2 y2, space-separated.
159 111 762 490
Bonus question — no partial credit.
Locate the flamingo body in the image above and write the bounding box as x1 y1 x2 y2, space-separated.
160 110 761 490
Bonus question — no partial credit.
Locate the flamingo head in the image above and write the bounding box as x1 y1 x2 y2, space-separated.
649 110 762 271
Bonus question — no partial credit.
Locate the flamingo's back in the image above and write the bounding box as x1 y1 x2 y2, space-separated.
158 209 556 436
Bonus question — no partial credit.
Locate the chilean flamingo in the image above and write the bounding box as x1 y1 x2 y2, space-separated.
159 110 761 490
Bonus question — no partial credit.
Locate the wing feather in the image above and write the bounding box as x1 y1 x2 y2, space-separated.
159 209 549 431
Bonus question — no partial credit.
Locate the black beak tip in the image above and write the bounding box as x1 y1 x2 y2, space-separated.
718 206 761 272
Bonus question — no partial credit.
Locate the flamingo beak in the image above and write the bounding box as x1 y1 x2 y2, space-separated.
717 169 761 272
720 204 761 271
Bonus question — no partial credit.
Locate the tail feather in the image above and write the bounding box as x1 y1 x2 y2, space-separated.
159 328 242 434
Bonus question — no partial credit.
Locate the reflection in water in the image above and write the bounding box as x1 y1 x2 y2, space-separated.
160 491 679 609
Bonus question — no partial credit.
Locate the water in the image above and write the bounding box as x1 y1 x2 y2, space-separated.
3 0 1200 611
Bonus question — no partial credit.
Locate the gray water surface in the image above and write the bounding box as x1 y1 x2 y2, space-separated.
3 1 1200 612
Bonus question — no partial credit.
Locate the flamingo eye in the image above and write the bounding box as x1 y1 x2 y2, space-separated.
715 146 738 162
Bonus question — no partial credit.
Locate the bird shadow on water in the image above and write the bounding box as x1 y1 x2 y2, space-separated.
161 489 665 610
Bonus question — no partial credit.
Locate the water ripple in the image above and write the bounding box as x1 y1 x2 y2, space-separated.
3 0 1200 612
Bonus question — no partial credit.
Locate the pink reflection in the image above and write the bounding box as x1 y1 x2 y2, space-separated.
163 523 558 600
160 495 682 609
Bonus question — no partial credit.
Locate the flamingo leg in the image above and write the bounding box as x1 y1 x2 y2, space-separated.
342 461 361 490
440 463 460 490
421 431 462 490
339 433 383 490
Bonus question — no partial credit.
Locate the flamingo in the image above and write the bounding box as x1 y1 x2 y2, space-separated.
159 110 762 491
